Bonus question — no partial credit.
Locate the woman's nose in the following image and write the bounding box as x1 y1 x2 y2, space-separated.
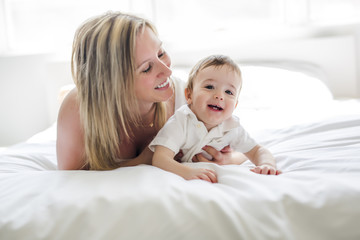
158 61 172 78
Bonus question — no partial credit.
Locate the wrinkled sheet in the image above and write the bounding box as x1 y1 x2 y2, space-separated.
1 103 360 240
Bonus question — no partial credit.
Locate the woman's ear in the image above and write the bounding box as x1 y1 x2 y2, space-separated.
184 88 192 105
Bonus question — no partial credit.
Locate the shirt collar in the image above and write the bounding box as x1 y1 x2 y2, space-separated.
181 105 240 132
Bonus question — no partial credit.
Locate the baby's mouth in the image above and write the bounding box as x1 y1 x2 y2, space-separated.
208 104 223 111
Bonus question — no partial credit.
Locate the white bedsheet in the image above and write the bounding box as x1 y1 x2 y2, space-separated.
1 100 360 240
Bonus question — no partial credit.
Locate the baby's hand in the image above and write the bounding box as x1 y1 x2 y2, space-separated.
183 168 217 183
251 164 281 175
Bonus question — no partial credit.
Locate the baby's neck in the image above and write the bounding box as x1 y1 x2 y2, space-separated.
204 123 219 132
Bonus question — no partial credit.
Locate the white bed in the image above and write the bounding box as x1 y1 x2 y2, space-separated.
1 64 360 240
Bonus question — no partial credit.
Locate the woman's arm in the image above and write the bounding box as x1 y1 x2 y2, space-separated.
56 88 86 170
57 88 153 170
153 146 217 183
194 145 281 175
192 145 248 165
116 147 153 167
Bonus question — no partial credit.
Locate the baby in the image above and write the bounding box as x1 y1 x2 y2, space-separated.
149 55 281 183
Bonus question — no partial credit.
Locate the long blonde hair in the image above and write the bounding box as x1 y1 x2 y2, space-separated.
71 11 166 170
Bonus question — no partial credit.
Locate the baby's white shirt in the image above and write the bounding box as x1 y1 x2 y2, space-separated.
149 105 257 162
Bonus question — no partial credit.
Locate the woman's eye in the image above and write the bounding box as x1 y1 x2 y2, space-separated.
158 51 165 58
205 85 214 89
142 65 152 73
225 90 233 95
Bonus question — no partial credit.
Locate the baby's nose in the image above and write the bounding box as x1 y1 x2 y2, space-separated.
214 94 223 100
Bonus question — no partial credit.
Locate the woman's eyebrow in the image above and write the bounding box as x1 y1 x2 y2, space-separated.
136 42 163 69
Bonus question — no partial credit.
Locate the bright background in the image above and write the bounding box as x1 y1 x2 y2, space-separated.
1 0 360 146
1 0 360 54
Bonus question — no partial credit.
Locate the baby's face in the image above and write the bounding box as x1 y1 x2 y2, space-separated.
186 65 241 130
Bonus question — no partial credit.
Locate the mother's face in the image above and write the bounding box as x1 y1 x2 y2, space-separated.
134 27 173 109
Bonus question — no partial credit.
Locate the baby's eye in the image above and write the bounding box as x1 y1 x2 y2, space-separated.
225 90 233 95
205 85 214 90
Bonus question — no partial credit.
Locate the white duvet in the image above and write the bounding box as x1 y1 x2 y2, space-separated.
1 63 360 240
1 99 360 240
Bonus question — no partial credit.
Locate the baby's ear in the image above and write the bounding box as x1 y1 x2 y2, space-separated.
184 88 192 104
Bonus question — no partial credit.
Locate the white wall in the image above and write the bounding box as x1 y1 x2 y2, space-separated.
0 54 72 146
0 34 359 147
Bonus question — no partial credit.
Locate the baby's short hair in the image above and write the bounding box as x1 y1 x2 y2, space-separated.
187 55 241 91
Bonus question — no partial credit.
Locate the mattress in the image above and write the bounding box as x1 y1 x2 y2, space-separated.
1 65 360 240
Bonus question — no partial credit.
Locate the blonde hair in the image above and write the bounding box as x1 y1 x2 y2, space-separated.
71 11 166 170
187 55 242 92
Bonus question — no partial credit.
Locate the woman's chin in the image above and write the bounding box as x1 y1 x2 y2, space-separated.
158 88 174 102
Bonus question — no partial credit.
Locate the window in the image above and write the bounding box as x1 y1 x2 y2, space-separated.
0 0 134 53
309 0 360 24
1 0 360 55
153 0 285 46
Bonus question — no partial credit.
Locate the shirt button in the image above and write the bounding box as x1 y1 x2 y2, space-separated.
196 123 201 128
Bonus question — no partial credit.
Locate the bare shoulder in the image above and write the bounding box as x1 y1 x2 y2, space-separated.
58 88 79 118
57 88 82 136
56 87 86 170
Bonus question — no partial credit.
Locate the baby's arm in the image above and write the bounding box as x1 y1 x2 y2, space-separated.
244 145 281 175
152 145 217 183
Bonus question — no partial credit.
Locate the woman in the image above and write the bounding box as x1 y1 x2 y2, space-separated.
57 11 242 170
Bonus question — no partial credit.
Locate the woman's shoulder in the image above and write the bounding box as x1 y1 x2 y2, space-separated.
172 76 187 110
59 87 78 113
57 87 80 125
56 87 86 170
172 76 186 89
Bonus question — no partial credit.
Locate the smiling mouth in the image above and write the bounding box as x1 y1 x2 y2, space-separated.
155 78 169 89
208 104 223 111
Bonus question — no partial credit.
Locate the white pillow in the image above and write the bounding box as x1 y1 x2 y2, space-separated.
172 64 334 131
172 64 333 111
237 65 333 110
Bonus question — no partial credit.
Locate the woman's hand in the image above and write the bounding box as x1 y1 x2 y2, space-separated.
192 145 248 165
174 150 184 162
